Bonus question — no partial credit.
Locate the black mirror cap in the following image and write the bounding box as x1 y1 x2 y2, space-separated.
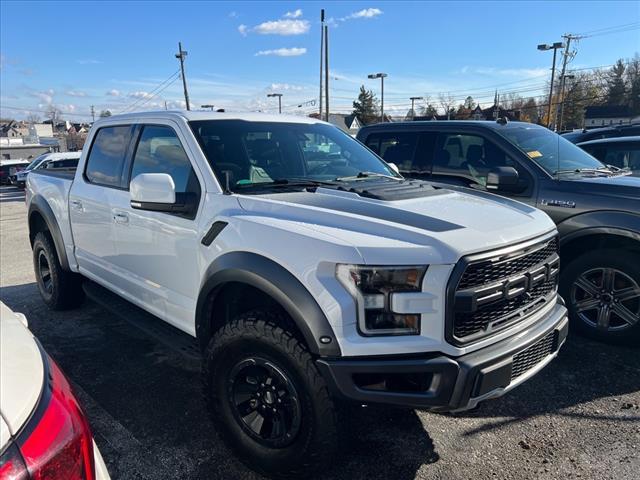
486 166 519 191
130 192 198 217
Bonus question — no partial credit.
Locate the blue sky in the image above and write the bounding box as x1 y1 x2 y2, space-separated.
1 1 639 120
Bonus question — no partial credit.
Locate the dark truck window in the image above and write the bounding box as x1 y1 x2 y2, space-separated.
583 142 640 173
432 133 519 186
85 126 133 188
47 158 79 169
130 125 201 199
365 132 436 172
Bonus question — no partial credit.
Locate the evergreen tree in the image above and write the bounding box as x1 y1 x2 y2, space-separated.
352 85 379 125
606 59 626 105
99 110 112 118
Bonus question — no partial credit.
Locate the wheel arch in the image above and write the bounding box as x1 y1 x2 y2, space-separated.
28 195 70 271
196 252 341 357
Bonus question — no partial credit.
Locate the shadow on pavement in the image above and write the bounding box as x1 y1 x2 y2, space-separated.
455 333 640 436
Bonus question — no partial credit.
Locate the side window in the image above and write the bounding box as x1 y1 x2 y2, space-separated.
432 133 521 187
364 133 417 170
130 125 201 198
85 126 132 188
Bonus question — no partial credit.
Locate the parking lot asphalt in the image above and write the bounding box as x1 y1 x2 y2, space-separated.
1 184 639 480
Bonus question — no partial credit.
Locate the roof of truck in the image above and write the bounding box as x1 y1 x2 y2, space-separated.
95 110 326 125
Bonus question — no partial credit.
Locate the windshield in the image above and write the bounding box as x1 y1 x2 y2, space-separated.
26 154 49 171
189 120 399 191
498 124 606 175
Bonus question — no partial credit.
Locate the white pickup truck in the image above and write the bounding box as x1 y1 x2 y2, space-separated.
26 111 568 477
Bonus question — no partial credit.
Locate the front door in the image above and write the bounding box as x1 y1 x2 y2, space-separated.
107 122 204 332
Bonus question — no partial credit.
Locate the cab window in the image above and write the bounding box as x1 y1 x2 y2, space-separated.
432 133 522 187
130 125 201 200
85 126 133 188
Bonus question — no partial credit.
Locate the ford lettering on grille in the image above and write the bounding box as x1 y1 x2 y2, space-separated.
448 237 560 345
455 254 559 313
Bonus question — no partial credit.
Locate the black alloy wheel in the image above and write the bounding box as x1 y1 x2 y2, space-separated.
228 357 302 448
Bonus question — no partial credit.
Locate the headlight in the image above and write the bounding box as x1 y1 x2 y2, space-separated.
336 265 427 336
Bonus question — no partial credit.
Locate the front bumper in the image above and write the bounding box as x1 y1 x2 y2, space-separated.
317 300 568 412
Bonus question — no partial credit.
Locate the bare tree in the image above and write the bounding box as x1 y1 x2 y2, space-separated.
26 113 41 124
438 93 455 120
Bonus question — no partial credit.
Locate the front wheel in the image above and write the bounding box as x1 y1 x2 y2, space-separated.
560 249 640 345
202 310 340 478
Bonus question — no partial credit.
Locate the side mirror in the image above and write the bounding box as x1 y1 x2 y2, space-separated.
387 162 400 174
130 172 198 216
486 166 520 192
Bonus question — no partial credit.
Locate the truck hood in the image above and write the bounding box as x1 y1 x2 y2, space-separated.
557 174 640 206
237 184 556 264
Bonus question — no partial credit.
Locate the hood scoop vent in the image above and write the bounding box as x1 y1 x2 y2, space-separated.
332 179 449 201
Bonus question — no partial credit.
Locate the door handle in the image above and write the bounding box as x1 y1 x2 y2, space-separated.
70 199 83 211
113 212 129 224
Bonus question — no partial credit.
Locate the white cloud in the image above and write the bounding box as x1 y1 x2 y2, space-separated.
228 11 239 18
463 66 548 78
128 91 153 99
66 90 87 97
255 47 307 57
238 24 248 36
253 19 310 35
106 89 121 97
29 89 54 104
77 59 102 65
268 83 305 91
341 8 382 21
284 9 303 18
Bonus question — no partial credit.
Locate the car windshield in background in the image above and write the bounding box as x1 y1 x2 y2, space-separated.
498 124 606 176
26 154 49 171
189 120 399 192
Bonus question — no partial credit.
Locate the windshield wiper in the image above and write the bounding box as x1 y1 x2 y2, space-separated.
335 171 402 181
233 177 339 191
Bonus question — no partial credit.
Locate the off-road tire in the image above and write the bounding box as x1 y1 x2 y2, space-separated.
560 249 640 345
32 232 84 310
202 310 340 478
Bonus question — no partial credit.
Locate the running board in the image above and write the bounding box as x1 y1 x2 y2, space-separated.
83 280 201 361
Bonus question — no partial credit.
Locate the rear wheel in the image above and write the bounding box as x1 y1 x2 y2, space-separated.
560 249 640 345
202 310 340 478
32 232 84 310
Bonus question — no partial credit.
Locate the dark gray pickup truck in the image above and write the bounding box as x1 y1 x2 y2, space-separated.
357 120 640 344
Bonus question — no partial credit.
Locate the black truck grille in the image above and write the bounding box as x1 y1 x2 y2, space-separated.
511 332 557 379
449 236 559 345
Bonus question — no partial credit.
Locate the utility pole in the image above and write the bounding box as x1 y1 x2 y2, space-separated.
90 105 95 122
555 34 582 132
558 74 575 132
410 96 423 119
319 9 324 119
538 41 564 128
175 42 191 110
324 24 329 122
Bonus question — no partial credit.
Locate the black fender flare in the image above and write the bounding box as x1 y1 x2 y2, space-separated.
196 252 341 357
557 211 640 246
28 195 70 270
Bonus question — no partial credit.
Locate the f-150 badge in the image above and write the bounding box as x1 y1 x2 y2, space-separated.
541 199 576 208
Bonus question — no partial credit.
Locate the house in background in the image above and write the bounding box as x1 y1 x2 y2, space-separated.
583 105 634 128
309 113 362 136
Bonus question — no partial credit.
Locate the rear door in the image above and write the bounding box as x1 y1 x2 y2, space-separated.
69 124 135 286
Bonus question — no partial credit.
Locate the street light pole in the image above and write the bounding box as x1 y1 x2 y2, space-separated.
410 96 423 119
538 41 564 128
368 73 388 123
267 93 283 114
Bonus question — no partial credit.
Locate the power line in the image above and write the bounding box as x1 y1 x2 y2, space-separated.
118 69 180 113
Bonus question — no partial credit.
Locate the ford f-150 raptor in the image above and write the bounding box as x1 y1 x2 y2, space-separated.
26 111 568 477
